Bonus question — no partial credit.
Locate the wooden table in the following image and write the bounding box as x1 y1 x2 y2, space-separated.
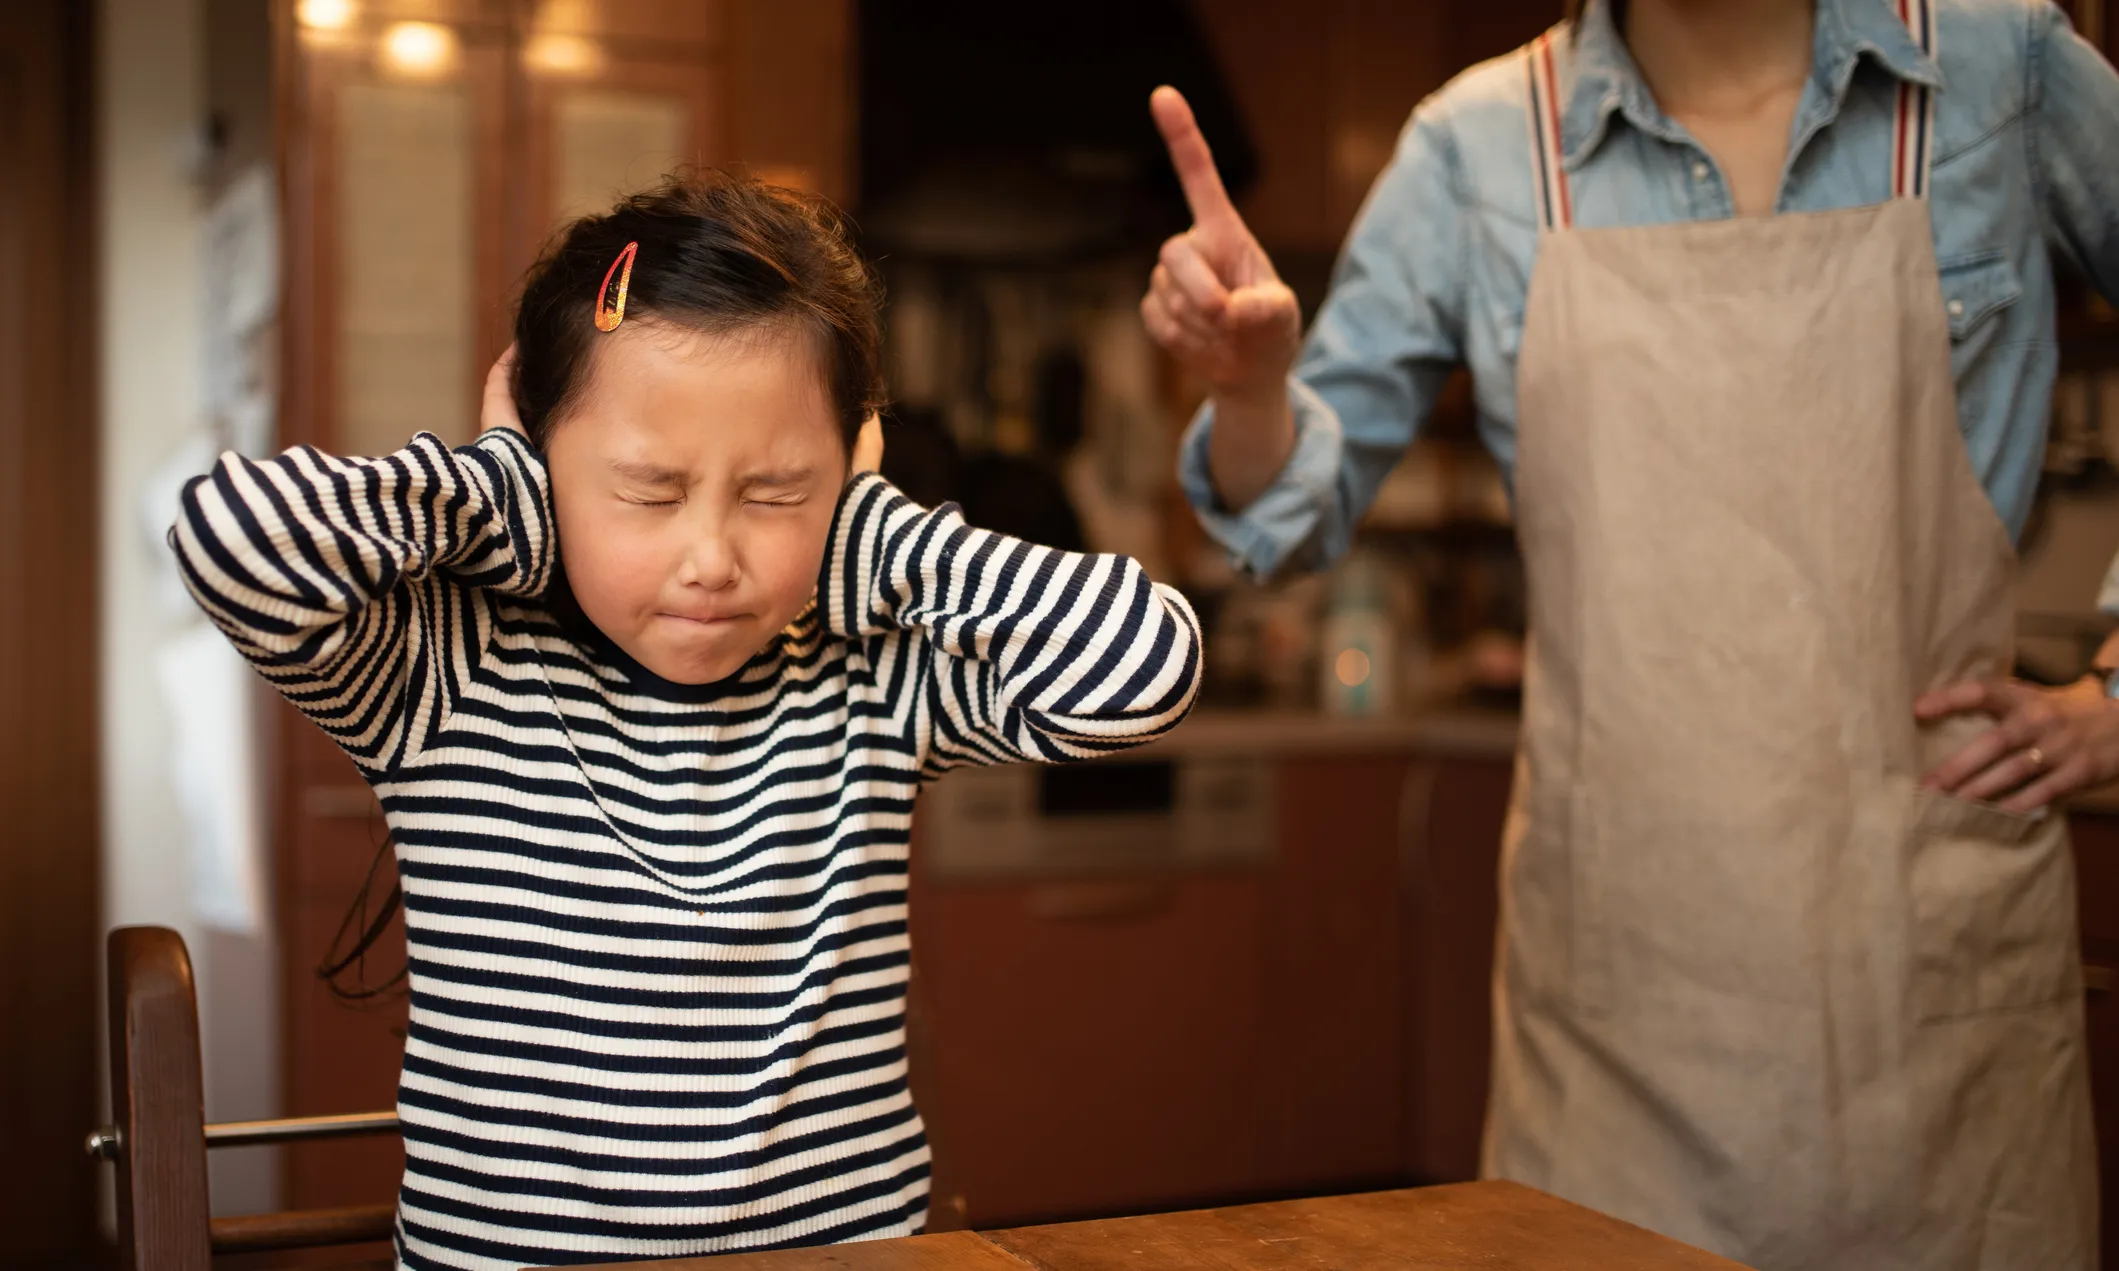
571 1180 1752 1270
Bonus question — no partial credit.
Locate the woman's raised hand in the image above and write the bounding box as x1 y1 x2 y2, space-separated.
1139 86 1301 403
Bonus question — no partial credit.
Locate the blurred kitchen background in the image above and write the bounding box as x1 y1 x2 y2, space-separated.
4 0 2117 1266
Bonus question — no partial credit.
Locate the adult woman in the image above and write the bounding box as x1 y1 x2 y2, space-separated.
1143 0 2119 1266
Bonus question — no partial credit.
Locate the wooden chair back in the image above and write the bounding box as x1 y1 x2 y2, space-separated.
98 926 398 1268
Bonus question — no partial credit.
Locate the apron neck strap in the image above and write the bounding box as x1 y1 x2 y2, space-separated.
1891 0 1938 200
1524 5 1938 233
1525 31 1572 233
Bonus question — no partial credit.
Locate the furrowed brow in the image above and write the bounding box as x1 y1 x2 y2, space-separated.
607 457 690 486
741 466 818 488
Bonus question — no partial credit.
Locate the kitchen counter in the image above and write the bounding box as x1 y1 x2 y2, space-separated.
1140 707 1519 761
1147 713 2119 814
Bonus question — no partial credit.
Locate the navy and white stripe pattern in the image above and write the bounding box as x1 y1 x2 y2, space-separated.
171 430 1201 1269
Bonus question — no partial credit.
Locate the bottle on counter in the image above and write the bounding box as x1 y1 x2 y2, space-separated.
1319 551 1395 717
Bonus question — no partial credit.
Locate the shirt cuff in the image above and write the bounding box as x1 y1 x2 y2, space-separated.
463 427 556 597
1177 379 1345 580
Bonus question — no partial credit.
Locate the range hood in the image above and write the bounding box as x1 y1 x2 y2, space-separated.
858 0 1258 261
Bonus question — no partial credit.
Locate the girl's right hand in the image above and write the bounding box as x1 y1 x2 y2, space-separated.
483 344 527 438
850 413 884 476
1140 87 1301 403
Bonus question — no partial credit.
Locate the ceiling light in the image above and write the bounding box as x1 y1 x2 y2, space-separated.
296 0 355 31
379 21 460 79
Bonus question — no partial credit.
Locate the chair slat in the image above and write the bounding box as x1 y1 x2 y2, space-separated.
210 1203 398 1254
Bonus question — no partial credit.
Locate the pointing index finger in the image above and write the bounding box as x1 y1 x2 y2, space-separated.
1151 86 1242 238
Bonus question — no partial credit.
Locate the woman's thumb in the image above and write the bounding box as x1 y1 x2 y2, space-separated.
1223 282 1297 334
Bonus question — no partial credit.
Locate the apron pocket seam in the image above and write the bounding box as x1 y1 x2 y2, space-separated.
1906 787 2076 1022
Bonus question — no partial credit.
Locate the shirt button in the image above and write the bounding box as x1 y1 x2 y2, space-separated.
1691 161 1710 181
1947 298 1965 317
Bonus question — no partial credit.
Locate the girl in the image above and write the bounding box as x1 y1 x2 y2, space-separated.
173 175 1201 1269
1143 0 2117 1267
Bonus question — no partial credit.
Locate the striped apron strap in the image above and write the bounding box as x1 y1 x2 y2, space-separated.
1528 5 1937 217
1892 0 1938 199
1524 30 1571 233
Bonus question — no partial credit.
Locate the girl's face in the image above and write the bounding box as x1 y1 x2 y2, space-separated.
545 321 848 685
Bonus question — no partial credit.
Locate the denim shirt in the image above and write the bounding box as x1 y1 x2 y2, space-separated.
1180 0 2119 579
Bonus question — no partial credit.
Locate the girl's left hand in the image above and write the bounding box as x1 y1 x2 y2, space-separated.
483 344 527 437
1917 674 2119 813
850 413 884 475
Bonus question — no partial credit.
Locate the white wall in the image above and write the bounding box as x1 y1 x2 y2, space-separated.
98 0 281 1216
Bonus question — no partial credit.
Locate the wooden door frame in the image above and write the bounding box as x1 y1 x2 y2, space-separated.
0 0 102 1264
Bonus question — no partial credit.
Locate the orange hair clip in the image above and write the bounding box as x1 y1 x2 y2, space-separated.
593 241 638 332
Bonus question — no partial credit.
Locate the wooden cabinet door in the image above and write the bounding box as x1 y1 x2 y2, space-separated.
1254 756 1416 1195
2071 812 2119 1271
1402 755 1513 1184
908 870 1270 1228
2086 968 2119 1271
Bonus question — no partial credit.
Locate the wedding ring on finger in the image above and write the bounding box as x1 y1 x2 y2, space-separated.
2024 746 2047 772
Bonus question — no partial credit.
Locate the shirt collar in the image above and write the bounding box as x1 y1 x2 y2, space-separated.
1558 0 1944 168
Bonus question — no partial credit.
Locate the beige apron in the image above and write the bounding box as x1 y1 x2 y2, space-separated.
1481 22 2098 1271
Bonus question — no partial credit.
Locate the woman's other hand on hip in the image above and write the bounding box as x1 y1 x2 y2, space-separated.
1917 675 2119 813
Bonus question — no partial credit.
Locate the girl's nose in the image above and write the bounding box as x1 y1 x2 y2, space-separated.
675 526 740 592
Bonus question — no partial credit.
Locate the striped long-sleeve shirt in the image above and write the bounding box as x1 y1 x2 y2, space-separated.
169 428 1201 1270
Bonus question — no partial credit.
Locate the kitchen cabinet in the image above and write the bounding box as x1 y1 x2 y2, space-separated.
907 751 1416 1228
908 871 1275 1227
2087 966 2119 1271
1400 753 1512 1183
2066 809 2119 1271
908 729 1518 1229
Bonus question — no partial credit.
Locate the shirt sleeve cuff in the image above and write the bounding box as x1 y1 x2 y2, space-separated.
1177 379 1345 580
463 427 556 596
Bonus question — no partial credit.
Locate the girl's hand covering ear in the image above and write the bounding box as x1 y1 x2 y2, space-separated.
850 413 884 476
483 345 528 438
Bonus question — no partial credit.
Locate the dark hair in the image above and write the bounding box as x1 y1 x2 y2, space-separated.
510 171 885 451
